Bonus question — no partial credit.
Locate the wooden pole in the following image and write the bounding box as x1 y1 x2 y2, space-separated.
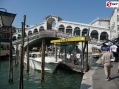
15 43 18 65
22 15 26 68
19 15 26 89
86 41 89 71
58 47 61 58
19 22 24 89
81 42 84 68
41 39 45 82
55 44 57 62
8 26 13 83
27 37 29 73
0 38 1 70
64 47 66 63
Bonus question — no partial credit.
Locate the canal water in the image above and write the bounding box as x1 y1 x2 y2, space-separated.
0 56 98 89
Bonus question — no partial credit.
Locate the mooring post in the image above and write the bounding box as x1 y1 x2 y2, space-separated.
8 27 13 83
41 39 45 82
19 22 24 89
55 43 57 62
64 47 66 63
27 37 29 73
19 15 26 89
15 43 18 65
81 41 84 72
0 39 1 70
58 47 61 58
86 41 89 71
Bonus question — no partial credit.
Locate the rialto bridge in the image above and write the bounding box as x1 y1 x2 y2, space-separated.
12 15 110 49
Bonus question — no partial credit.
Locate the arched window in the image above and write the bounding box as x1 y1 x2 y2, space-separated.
82 28 88 36
74 27 80 36
28 31 32 36
90 30 98 39
100 32 108 40
59 24 65 33
66 26 72 34
39 26 44 31
33 28 38 33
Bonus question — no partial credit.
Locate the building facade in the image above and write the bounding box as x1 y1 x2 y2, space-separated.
110 8 119 40
0 26 16 56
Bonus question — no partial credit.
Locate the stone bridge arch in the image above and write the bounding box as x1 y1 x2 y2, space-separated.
45 15 62 30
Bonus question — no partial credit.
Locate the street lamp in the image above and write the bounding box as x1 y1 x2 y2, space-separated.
0 10 16 83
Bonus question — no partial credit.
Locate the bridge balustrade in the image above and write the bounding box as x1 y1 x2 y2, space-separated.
12 31 76 45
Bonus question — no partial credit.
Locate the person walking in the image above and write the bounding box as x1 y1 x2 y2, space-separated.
102 48 113 81
110 44 118 61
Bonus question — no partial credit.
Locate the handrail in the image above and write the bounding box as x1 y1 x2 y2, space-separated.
12 31 77 44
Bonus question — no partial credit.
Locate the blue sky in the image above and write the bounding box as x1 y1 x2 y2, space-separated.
0 0 115 28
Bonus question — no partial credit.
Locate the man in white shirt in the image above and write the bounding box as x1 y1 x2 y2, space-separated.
110 44 118 61
110 44 117 52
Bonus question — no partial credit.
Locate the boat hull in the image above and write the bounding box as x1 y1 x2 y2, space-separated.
24 57 61 73
33 59 59 73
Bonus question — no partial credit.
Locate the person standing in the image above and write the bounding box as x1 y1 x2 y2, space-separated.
102 48 113 81
110 44 117 61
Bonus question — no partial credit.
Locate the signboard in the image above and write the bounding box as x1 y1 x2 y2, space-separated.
106 1 119 8
51 36 87 43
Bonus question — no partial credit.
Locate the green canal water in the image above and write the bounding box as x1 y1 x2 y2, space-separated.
0 57 87 89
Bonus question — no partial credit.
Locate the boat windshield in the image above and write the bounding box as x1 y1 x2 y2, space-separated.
30 53 48 58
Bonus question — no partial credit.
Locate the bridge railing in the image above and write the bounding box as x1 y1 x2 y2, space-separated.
12 30 76 44
13 32 42 44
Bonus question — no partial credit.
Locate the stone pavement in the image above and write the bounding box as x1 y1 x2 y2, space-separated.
92 62 119 89
80 62 119 89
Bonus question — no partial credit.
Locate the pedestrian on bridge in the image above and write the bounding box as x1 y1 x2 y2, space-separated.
102 48 113 81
